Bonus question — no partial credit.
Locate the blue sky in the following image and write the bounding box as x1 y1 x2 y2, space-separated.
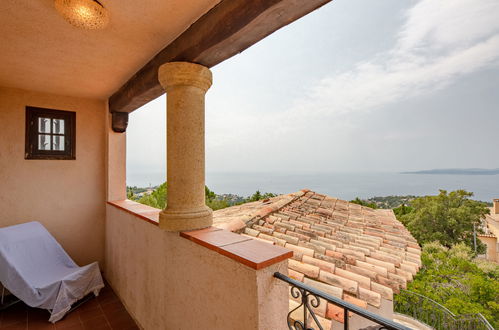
127 0 499 176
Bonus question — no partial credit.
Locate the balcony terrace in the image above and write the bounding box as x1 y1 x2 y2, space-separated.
0 0 424 329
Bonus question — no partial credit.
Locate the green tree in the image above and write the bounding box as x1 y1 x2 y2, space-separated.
205 186 216 201
236 191 277 204
137 182 167 209
137 182 231 211
399 190 489 251
393 203 414 218
350 197 378 209
205 186 229 210
395 242 499 328
250 190 262 202
126 186 135 200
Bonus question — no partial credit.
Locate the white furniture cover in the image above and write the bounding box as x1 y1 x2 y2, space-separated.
0 221 104 323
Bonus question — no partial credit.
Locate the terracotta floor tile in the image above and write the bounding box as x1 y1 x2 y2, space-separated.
82 325 111 330
27 308 48 322
78 311 104 323
95 293 118 307
76 299 99 312
54 324 85 330
1 283 136 330
121 325 139 330
54 312 81 328
107 314 136 330
1 308 27 328
100 302 124 316
0 323 27 330
26 319 54 330
81 315 111 330
77 304 103 322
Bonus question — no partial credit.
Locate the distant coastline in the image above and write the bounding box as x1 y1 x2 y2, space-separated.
401 168 499 175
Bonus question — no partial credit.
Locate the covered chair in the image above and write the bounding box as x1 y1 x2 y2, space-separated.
0 221 104 323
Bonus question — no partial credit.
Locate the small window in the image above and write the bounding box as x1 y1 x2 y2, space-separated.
25 106 76 160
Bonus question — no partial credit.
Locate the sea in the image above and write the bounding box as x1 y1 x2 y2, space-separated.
126 171 499 202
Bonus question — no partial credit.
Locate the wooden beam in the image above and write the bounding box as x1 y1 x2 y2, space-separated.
109 0 332 114
111 112 128 133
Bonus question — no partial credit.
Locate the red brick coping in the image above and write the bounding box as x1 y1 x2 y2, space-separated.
108 200 293 270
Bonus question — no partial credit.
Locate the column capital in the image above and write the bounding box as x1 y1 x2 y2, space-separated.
158 62 212 92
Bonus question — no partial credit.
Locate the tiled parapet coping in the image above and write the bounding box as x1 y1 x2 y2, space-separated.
108 200 160 225
180 226 292 270
107 200 293 270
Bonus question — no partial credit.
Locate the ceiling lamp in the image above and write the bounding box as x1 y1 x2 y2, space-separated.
54 0 109 30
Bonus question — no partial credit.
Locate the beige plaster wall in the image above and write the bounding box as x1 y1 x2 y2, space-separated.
105 112 126 202
479 236 498 262
0 86 107 266
105 205 289 330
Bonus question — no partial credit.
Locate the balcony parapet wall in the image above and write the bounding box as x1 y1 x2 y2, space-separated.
106 200 291 329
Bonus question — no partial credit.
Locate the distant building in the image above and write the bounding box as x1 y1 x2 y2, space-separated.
478 199 499 262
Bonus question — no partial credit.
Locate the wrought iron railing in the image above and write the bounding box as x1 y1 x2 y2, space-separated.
274 272 411 330
394 289 494 330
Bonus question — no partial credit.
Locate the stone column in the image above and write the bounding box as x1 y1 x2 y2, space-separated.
158 62 213 231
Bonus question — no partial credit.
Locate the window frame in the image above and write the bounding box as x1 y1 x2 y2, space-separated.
25 106 76 160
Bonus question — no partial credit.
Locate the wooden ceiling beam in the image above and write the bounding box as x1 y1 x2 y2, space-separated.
108 0 332 115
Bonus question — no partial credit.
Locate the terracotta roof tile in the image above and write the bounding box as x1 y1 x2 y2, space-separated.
299 241 327 255
387 272 407 289
289 259 320 278
400 261 419 275
243 227 260 237
288 269 305 282
343 294 368 308
326 303 348 322
258 233 286 246
359 287 382 308
317 236 343 248
319 270 358 295
253 224 273 236
288 231 314 242
395 268 413 281
365 257 396 273
304 278 343 298
273 232 300 245
371 281 393 300
345 264 378 281
285 243 315 258
241 234 274 245
315 315 332 329
356 260 387 278
335 268 371 290
314 253 346 268
376 275 400 293
212 189 421 321
302 255 336 274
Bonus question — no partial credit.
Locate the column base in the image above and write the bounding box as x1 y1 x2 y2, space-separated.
159 206 213 232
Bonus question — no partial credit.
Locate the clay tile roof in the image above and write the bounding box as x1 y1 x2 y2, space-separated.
213 190 422 323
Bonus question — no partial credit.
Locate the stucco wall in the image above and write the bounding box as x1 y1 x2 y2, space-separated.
479 236 498 262
105 205 289 330
0 86 106 265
